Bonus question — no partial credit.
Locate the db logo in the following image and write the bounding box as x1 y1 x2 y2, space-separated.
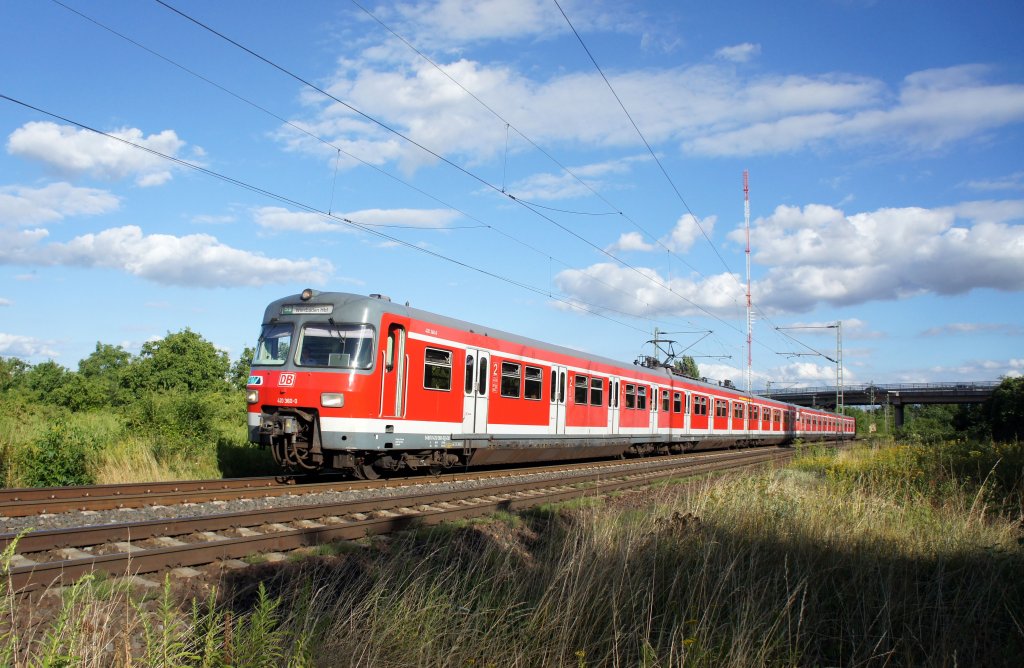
279 373 296 387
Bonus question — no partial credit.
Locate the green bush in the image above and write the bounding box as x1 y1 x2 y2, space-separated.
19 418 97 487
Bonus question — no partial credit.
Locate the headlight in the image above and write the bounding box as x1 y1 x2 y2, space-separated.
321 392 344 408
246 389 260 404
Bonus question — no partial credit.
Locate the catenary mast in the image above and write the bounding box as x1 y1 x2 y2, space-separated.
744 170 752 396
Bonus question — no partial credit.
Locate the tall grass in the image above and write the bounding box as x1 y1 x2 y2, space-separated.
3 442 1021 666
0 391 268 486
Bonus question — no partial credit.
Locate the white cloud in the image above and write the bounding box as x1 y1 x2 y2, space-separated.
604 213 715 254
7 121 193 187
508 156 649 201
606 231 653 252
0 333 59 358
715 42 761 63
555 199 1024 317
963 171 1024 192
689 65 1024 156
391 0 567 45
0 298 11 306
664 213 715 253
921 322 1023 337
253 206 461 233
289 53 1024 172
0 225 333 288
553 262 746 319
740 201 1024 310
0 182 120 226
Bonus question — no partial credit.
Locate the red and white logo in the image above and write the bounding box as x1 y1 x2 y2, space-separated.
279 373 296 387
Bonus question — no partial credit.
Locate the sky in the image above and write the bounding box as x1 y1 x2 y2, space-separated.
1 0 1023 392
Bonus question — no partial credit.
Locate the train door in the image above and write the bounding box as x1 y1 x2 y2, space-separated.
549 365 567 434
462 349 489 433
381 323 406 418
608 377 620 434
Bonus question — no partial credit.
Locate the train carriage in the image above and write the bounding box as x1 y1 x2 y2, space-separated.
247 291 854 477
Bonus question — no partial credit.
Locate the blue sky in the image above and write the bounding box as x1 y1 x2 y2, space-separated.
2 0 1022 390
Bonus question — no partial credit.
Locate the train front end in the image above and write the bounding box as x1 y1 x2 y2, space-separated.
246 290 383 475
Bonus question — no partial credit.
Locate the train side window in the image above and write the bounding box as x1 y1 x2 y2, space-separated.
524 366 543 400
574 375 589 404
662 389 670 413
464 353 475 394
590 377 604 406
733 403 745 419
693 395 707 416
424 347 452 391
773 409 781 425
501 362 521 398
751 405 760 421
673 392 682 413
715 399 728 418
625 384 636 409
638 386 648 411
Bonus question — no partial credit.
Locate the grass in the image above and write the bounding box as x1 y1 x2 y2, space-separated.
0 392 273 487
2 441 1022 666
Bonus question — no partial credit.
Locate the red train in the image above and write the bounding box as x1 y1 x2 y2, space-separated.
247 290 854 478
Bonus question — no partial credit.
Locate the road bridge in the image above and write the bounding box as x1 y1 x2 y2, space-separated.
764 381 1000 428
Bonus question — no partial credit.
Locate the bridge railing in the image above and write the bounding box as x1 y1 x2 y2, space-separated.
764 381 1001 396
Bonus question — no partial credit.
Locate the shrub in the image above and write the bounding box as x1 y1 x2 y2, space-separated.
19 418 98 487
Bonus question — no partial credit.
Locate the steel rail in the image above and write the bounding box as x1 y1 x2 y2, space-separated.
2 448 793 592
0 447 772 518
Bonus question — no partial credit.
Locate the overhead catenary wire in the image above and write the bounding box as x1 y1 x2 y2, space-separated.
348 0 707 277
150 0 746 334
0 93 659 336
47 0 677 325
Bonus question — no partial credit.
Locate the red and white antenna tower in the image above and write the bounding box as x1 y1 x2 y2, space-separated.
744 170 752 395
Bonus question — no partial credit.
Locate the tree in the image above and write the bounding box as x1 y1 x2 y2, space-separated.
989 376 1024 442
74 342 134 408
0 356 30 392
228 346 255 391
673 355 700 379
132 329 231 393
23 360 69 403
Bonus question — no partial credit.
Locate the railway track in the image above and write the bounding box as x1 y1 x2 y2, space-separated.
1 447 795 593
0 448 796 519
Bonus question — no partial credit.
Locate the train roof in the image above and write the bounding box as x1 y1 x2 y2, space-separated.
262 290 844 416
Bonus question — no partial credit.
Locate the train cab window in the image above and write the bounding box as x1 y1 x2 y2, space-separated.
296 323 374 369
715 399 728 418
638 386 648 411
673 392 682 413
590 377 604 406
501 362 521 398
524 366 543 400
625 384 636 409
423 347 453 390
661 389 670 413
252 322 293 366
574 375 589 404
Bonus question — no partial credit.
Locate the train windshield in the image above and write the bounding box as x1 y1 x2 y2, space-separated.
296 323 375 369
252 322 293 366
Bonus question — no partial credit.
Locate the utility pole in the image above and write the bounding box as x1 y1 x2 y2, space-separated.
744 170 752 398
